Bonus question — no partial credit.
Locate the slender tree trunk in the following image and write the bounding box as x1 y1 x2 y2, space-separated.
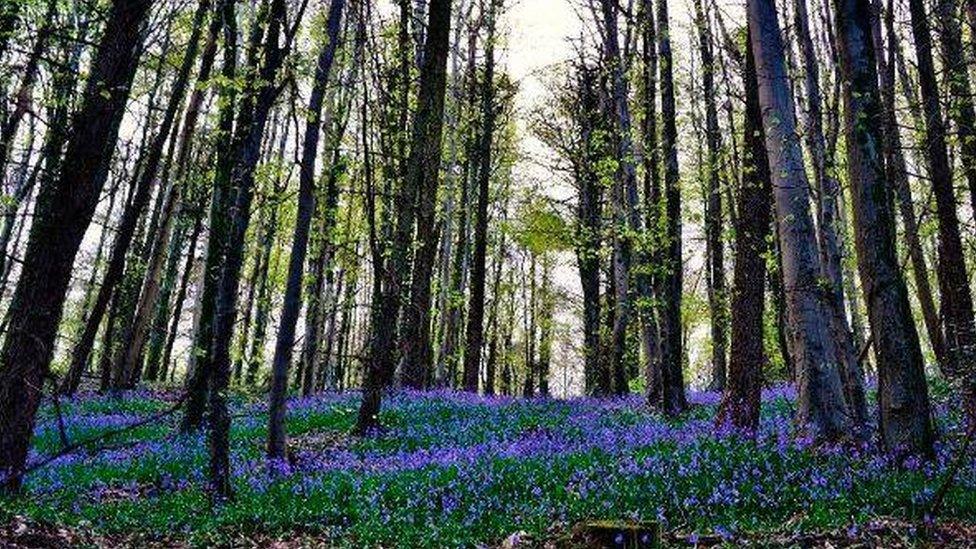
0 0 55 177
182 0 239 432
537 257 554 396
906 0 976 425
656 0 686 413
206 0 295 501
266 0 345 457
112 0 214 388
160 216 203 383
935 0 976 216
141 13 221 382
870 0 946 368
693 0 727 393
459 0 498 393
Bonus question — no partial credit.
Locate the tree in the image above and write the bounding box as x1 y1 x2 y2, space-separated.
267 0 346 461
182 0 239 432
655 0 686 414
791 0 867 428
834 0 934 456
747 0 851 441
870 0 946 371
906 0 976 426
716 26 771 433
692 0 727 392
460 0 500 393
357 0 454 435
0 0 153 492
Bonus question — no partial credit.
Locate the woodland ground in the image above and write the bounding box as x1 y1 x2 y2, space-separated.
1 385 975 547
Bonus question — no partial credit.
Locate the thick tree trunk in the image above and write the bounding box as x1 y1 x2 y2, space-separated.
906 0 976 425
747 0 852 441
716 28 771 432
835 0 935 457
459 0 498 393
357 0 454 434
639 0 661 403
576 64 604 396
0 0 152 493
793 0 867 429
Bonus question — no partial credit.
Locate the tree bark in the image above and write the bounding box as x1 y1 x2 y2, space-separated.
656 0 686 413
182 0 239 433
357 0 454 434
693 0 727 393
717 27 771 433
265 0 345 460
0 0 152 493
459 0 498 393
835 0 935 457
747 0 852 441
906 0 976 425
793 0 867 429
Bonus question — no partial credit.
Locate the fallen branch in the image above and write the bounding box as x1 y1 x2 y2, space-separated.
8 393 188 486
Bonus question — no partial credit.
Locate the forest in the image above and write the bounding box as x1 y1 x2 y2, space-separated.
0 0 974 545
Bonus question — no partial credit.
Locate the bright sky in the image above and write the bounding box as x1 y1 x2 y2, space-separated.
504 0 582 108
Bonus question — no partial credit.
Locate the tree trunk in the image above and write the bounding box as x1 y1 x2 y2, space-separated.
0 0 152 493
182 0 239 433
792 0 867 429
160 215 203 383
0 0 56 177
935 0 976 217
267 0 345 457
576 64 604 396
656 0 686 413
716 27 771 432
111 0 213 388
835 0 935 457
906 0 976 425
870 0 946 369
459 0 498 393
747 0 852 441
357 0 454 434
693 0 727 393
203 0 294 502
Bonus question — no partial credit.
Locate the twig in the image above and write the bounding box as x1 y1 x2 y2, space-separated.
927 420 976 521
856 334 875 366
43 373 71 450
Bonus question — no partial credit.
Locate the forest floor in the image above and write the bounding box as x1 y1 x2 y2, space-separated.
1 385 975 547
